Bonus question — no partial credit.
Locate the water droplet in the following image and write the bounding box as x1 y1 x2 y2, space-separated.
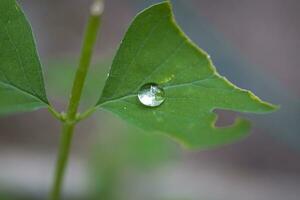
138 83 165 107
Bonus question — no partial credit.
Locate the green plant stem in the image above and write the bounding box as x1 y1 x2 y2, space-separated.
48 106 63 121
50 123 74 200
76 107 97 122
49 1 103 199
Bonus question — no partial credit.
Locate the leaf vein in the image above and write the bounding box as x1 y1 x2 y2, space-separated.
3 22 38 98
134 39 186 92
108 14 169 98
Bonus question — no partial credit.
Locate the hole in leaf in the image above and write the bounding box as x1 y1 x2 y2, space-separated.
213 109 239 128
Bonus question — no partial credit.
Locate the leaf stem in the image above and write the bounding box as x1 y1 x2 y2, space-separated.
76 107 97 122
66 2 103 119
50 122 75 200
49 1 103 199
48 106 64 121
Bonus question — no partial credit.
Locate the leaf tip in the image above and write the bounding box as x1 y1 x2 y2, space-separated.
247 91 280 113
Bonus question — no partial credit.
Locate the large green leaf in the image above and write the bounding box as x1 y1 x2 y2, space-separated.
0 0 48 115
96 2 277 148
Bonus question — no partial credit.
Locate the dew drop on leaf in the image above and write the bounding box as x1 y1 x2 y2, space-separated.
138 83 165 107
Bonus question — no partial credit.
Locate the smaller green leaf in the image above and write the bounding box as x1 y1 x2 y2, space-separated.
96 2 277 149
0 0 49 115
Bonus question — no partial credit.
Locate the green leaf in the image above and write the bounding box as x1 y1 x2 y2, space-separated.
97 2 277 148
0 0 49 115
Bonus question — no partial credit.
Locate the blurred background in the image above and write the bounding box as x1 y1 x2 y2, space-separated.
0 0 299 199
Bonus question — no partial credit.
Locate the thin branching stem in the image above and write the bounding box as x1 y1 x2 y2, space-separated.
49 1 104 199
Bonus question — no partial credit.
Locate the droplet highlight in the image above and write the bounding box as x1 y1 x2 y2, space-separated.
138 83 165 107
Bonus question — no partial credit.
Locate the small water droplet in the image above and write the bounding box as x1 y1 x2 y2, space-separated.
138 83 165 107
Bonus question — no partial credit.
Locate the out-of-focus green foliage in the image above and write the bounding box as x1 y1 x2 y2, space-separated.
0 0 48 115
88 114 179 200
